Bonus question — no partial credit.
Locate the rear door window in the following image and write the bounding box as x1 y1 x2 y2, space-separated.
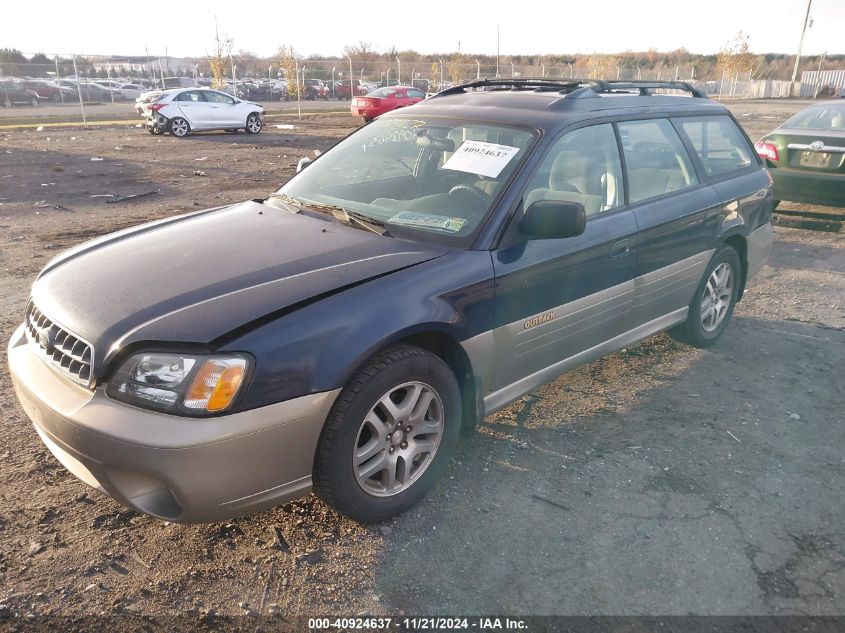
617 119 699 204
676 115 754 177
175 90 206 102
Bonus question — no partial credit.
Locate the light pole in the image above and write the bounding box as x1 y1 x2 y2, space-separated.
569 63 574 78
540 62 545 77
347 55 353 99
195 63 200 85
476 59 480 79
789 0 813 97
268 65 272 81
411 67 416 87
396 56 401 85
511 61 515 77
439 58 444 88
386 68 391 86
360 67 364 84
331 66 336 98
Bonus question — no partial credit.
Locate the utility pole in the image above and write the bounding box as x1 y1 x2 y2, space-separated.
789 0 813 98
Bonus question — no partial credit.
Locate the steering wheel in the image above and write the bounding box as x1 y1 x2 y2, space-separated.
448 184 492 211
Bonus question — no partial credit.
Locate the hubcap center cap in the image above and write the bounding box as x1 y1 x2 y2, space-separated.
390 429 405 446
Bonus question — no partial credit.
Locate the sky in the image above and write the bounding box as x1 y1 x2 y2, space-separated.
3 0 843 58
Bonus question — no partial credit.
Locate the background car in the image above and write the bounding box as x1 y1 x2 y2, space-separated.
755 100 845 207
21 79 73 102
143 87 264 137
77 82 123 102
119 83 144 99
304 78 329 100
351 86 426 122
335 79 367 100
0 80 39 107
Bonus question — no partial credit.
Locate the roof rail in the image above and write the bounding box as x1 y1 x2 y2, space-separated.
431 77 707 99
431 78 592 98
585 80 707 99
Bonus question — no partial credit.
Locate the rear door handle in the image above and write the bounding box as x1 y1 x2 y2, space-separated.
610 239 632 259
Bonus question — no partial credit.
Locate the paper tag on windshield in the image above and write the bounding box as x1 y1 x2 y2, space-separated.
442 140 520 178
388 211 467 233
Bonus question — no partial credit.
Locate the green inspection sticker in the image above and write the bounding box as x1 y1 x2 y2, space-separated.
388 211 468 232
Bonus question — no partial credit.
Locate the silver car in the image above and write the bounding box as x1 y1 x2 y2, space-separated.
142 87 264 137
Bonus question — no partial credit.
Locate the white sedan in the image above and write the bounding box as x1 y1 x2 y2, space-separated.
119 83 144 99
143 87 265 137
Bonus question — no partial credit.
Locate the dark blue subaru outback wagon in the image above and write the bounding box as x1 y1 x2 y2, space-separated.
9 79 773 524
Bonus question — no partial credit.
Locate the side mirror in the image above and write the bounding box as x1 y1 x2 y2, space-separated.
296 157 312 173
519 200 586 240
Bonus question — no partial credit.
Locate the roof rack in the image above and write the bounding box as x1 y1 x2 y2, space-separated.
431 78 706 99
588 80 707 98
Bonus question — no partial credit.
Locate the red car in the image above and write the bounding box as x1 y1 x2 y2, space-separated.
351 86 426 122
336 79 367 100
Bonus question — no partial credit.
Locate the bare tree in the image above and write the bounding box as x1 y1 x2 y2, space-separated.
210 23 232 89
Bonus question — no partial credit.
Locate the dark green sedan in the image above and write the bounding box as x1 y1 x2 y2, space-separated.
755 101 845 207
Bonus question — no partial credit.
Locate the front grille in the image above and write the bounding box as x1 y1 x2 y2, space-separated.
25 302 94 387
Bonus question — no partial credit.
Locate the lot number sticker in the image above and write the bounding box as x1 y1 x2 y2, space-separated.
442 140 520 178
388 211 468 232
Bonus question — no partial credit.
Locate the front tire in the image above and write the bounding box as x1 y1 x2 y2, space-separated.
245 112 262 134
169 117 190 138
313 344 461 523
669 244 741 348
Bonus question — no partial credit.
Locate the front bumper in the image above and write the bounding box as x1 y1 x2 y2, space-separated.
771 167 845 207
8 324 340 523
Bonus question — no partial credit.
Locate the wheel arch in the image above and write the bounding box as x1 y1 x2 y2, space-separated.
340 324 482 437
722 233 748 301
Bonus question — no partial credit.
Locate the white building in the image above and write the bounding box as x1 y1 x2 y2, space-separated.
92 56 196 75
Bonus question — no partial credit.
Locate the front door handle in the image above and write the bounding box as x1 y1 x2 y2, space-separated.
610 239 632 259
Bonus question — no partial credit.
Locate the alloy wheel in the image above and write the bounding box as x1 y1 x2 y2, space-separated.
170 118 189 137
353 381 444 497
246 114 261 133
700 262 733 332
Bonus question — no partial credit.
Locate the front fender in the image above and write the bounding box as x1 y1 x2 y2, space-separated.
223 250 496 411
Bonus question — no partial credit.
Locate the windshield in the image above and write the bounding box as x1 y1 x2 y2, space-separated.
782 104 845 131
271 117 536 246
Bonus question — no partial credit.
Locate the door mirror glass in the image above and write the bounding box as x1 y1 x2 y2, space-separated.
519 200 586 240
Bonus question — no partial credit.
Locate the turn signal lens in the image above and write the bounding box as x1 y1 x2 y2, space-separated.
207 365 246 411
184 359 248 412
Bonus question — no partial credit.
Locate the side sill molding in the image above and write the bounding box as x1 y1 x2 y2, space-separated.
483 307 688 415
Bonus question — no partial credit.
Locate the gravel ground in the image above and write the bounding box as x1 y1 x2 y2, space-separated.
0 102 843 625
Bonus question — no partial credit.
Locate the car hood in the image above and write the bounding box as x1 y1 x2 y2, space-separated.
31 200 447 374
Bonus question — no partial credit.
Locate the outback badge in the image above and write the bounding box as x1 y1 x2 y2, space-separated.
524 311 556 330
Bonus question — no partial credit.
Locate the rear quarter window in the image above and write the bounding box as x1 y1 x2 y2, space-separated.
676 115 755 178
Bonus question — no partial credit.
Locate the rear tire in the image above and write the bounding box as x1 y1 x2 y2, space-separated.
169 117 190 138
669 244 741 348
313 344 461 523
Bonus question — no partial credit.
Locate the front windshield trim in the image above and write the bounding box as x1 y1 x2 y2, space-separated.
274 115 541 249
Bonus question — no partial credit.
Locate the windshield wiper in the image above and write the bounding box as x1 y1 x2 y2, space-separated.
266 194 389 236
265 192 306 213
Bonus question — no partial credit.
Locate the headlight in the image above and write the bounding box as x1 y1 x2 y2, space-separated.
106 352 251 416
